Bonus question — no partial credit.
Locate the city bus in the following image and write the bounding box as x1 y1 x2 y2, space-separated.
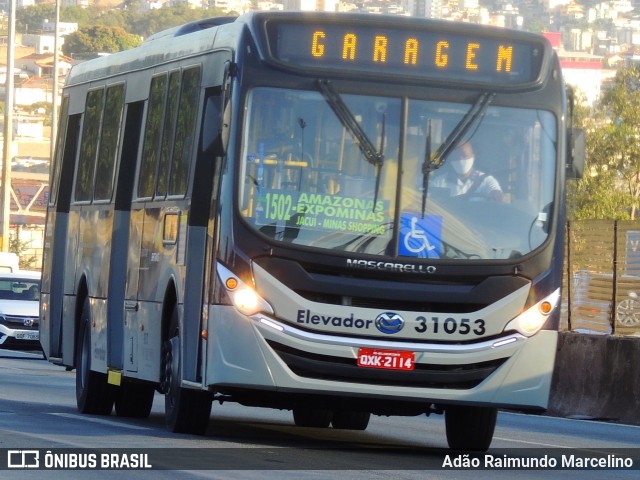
40 11 584 451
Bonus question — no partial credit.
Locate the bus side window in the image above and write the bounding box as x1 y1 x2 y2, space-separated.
94 83 125 201
49 96 70 206
169 66 202 196
75 88 105 202
138 73 168 199
138 73 167 198
157 70 181 197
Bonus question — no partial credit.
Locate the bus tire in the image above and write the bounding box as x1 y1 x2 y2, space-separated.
331 411 370 430
115 382 155 418
292 408 332 428
445 405 497 452
163 305 212 435
76 297 114 415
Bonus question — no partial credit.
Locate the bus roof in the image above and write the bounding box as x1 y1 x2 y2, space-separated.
64 16 242 88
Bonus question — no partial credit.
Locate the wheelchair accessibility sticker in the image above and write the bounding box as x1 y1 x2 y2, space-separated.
399 213 442 258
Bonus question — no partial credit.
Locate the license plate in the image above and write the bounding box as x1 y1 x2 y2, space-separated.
16 332 39 341
357 348 414 371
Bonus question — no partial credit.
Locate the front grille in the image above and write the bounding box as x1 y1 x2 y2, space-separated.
267 340 507 390
254 256 530 314
296 290 484 313
0 315 39 330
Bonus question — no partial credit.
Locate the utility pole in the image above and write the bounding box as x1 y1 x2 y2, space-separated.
1 0 16 252
51 0 61 159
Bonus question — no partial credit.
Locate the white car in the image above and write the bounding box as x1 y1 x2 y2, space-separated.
0 271 41 348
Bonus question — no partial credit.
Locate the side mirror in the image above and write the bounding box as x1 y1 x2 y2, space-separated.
566 128 585 179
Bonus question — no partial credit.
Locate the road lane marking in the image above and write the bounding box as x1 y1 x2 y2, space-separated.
493 436 573 448
49 413 153 431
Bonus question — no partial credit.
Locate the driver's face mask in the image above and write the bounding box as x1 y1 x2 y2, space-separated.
452 156 474 175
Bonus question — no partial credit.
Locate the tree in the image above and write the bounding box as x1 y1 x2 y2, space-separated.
62 25 142 57
91 9 130 32
16 4 56 33
568 67 640 220
9 236 37 271
127 5 224 39
596 67 640 219
17 5 228 41
567 153 631 220
28 101 51 115
60 6 97 29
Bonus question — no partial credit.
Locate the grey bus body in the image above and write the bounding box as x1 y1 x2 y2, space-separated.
40 12 583 450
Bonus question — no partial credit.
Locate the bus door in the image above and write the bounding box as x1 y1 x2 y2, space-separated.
124 69 175 379
180 82 226 384
178 54 230 384
125 203 186 379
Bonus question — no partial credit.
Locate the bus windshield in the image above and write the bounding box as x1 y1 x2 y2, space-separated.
239 87 557 260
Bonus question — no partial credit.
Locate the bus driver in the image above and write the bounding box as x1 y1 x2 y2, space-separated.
431 141 505 202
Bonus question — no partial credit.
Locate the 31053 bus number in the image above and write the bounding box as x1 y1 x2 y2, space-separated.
414 316 486 336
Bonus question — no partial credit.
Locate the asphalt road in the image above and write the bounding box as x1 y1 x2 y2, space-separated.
0 348 638 480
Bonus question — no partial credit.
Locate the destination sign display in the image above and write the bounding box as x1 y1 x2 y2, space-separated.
264 20 548 86
255 190 389 235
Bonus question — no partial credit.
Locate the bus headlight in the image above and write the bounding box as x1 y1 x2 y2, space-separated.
504 288 560 337
217 263 274 316
231 288 261 314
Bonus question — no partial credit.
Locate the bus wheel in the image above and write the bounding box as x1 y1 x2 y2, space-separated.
115 382 155 418
292 408 332 428
163 305 212 435
75 297 114 415
331 411 370 430
445 405 497 451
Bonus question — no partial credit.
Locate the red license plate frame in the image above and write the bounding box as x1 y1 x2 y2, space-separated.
357 348 415 371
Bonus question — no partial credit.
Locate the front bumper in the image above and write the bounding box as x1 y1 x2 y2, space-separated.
204 305 557 410
0 323 40 345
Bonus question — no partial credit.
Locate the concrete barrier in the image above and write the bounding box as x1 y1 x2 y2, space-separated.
548 331 640 425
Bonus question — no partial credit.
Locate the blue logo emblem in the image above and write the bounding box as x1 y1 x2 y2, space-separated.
375 312 405 334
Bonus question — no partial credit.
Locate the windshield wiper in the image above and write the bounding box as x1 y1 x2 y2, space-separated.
431 92 494 168
420 92 494 217
421 120 433 218
317 80 385 209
